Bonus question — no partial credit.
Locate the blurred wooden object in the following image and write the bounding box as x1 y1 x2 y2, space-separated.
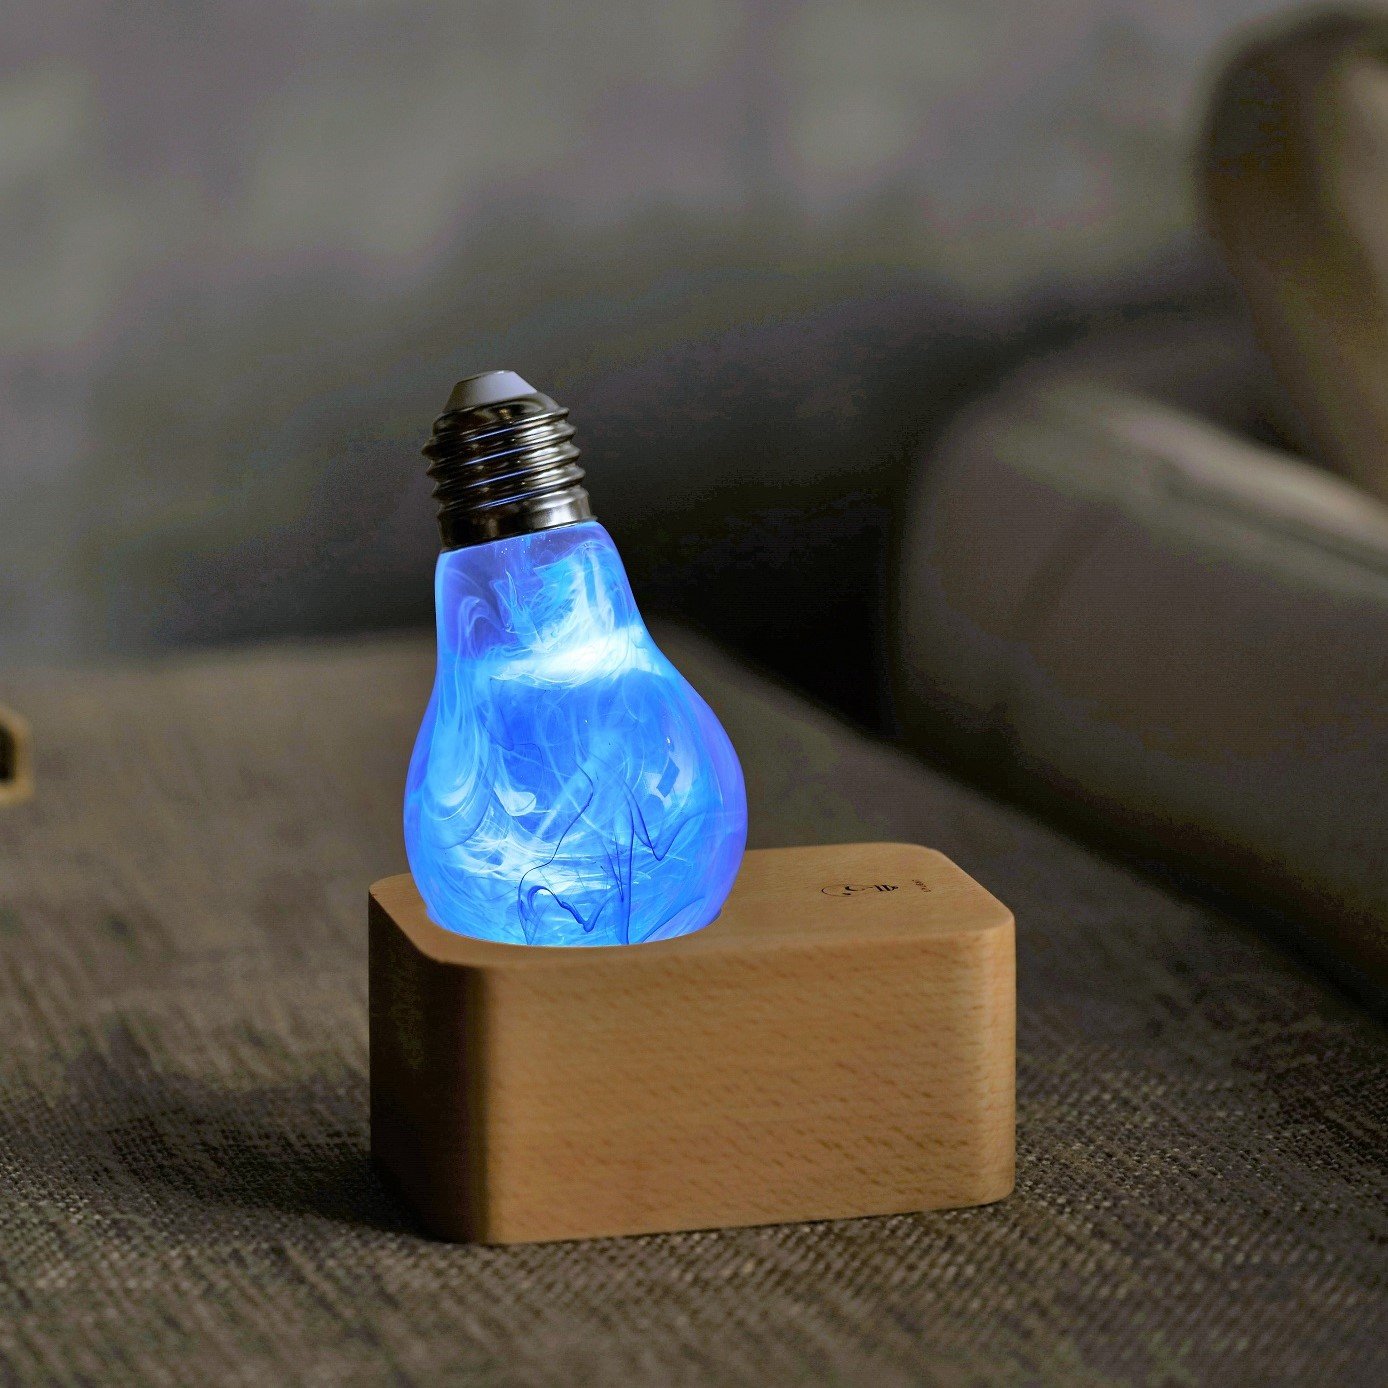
0 705 32 806
1201 9 1388 505
370 842 1015 1244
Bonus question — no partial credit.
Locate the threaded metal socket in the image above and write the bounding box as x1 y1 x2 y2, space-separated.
422 372 592 550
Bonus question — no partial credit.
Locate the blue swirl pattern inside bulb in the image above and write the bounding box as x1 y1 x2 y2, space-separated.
405 521 747 946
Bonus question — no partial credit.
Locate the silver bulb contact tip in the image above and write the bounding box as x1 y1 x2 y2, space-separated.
445 371 539 413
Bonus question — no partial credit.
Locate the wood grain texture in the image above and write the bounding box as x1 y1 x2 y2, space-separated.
371 842 1015 1244
0 704 33 807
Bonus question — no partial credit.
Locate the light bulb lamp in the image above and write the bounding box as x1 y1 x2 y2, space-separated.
370 374 1016 1244
405 371 746 947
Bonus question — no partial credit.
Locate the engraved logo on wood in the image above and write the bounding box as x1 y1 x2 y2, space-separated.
820 879 934 897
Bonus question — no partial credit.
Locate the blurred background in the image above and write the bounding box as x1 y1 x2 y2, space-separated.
0 0 1310 718
5 0 1388 991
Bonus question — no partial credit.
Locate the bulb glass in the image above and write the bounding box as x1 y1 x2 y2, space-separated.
405 521 746 945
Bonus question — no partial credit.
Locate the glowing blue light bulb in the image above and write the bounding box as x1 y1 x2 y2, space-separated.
405 374 747 946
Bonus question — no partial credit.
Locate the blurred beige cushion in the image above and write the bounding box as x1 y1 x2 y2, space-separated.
1202 9 1388 504
895 337 1388 995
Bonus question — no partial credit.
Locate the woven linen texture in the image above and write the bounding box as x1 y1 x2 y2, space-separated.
0 632 1383 1386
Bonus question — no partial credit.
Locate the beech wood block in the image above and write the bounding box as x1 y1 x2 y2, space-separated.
370 842 1015 1244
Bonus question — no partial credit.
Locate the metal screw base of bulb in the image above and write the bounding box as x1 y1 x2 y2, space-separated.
423 372 592 550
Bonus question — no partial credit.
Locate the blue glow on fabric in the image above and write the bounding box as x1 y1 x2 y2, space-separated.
405 521 747 946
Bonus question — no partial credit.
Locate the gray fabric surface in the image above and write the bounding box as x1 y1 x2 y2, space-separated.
0 629 1384 1385
895 338 1388 997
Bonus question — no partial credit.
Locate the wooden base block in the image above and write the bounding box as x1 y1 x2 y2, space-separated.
369 843 1015 1244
